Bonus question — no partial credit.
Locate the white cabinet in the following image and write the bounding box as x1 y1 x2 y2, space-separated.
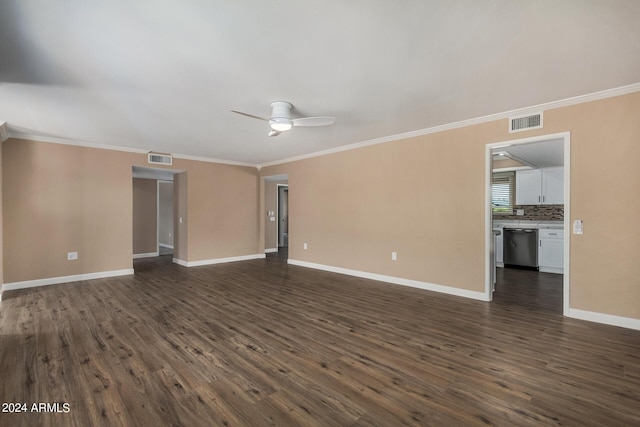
539 229 564 274
542 167 564 204
515 169 542 205
516 167 564 205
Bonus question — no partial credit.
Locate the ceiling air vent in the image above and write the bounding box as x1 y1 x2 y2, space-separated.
509 112 543 133
148 153 173 166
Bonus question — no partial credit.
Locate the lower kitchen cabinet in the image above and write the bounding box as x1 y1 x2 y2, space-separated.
539 229 564 274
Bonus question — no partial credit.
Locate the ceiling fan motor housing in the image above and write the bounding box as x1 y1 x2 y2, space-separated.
269 101 293 131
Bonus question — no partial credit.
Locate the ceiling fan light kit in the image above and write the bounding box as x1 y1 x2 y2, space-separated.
232 101 335 137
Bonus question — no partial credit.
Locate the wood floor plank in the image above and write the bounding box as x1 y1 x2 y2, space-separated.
1 254 639 426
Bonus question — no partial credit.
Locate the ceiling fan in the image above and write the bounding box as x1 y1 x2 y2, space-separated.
232 101 335 137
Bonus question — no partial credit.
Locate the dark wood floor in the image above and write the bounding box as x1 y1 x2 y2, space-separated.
1 253 639 426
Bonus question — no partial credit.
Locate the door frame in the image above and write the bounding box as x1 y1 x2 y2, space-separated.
485 131 571 315
276 184 289 247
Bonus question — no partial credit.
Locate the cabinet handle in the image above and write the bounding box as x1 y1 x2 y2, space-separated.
538 196 541 203
543 195 545 203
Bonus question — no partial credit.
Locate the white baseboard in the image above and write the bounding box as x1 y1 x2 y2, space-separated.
568 308 640 331
539 266 563 274
133 252 159 259
265 248 278 253
173 258 188 266
1 269 135 293
174 254 266 268
158 243 174 249
287 259 489 301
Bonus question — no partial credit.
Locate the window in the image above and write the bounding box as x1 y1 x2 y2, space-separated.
492 171 515 214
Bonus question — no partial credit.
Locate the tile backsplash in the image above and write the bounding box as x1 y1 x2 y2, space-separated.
494 204 564 221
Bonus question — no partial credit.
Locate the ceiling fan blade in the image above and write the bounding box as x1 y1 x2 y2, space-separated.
268 130 281 137
292 117 335 127
231 110 268 121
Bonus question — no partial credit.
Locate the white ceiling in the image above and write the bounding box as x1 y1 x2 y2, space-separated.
493 138 564 168
1 1 639 165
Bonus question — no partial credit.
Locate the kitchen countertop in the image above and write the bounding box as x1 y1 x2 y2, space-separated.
493 220 564 230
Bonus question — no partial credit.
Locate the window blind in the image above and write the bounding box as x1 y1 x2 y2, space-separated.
492 171 515 214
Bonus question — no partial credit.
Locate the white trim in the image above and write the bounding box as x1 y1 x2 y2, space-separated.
265 248 278 253
171 153 256 168
133 252 159 259
568 309 640 331
177 254 266 267
288 259 489 301
1 269 134 292
562 135 571 316
258 83 640 168
6 134 256 168
159 243 174 249
7 133 148 153
485 131 571 313
539 266 563 274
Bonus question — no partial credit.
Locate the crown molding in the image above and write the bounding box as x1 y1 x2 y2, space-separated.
6 133 149 154
171 153 255 168
257 82 640 168
5 133 257 168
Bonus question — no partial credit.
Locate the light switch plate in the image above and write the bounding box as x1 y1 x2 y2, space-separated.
573 219 583 235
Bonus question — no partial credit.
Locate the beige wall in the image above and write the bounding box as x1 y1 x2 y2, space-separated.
2 139 260 283
3 139 138 282
492 158 525 169
132 178 158 254
179 159 260 261
173 172 188 261
261 92 640 320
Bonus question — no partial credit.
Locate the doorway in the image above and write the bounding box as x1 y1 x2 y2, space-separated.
132 166 179 260
485 132 570 315
277 184 289 248
157 181 174 256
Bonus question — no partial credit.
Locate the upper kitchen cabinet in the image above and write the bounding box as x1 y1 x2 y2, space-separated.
516 167 564 205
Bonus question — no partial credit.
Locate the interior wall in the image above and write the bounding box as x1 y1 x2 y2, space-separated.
158 181 174 248
2 139 139 282
261 91 640 321
180 160 259 262
173 172 187 261
2 139 260 283
132 178 158 254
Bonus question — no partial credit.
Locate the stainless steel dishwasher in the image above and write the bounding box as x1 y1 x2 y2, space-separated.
503 228 538 269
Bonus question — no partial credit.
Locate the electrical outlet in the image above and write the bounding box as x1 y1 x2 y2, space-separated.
391 252 397 261
303 243 308 250
67 252 78 260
